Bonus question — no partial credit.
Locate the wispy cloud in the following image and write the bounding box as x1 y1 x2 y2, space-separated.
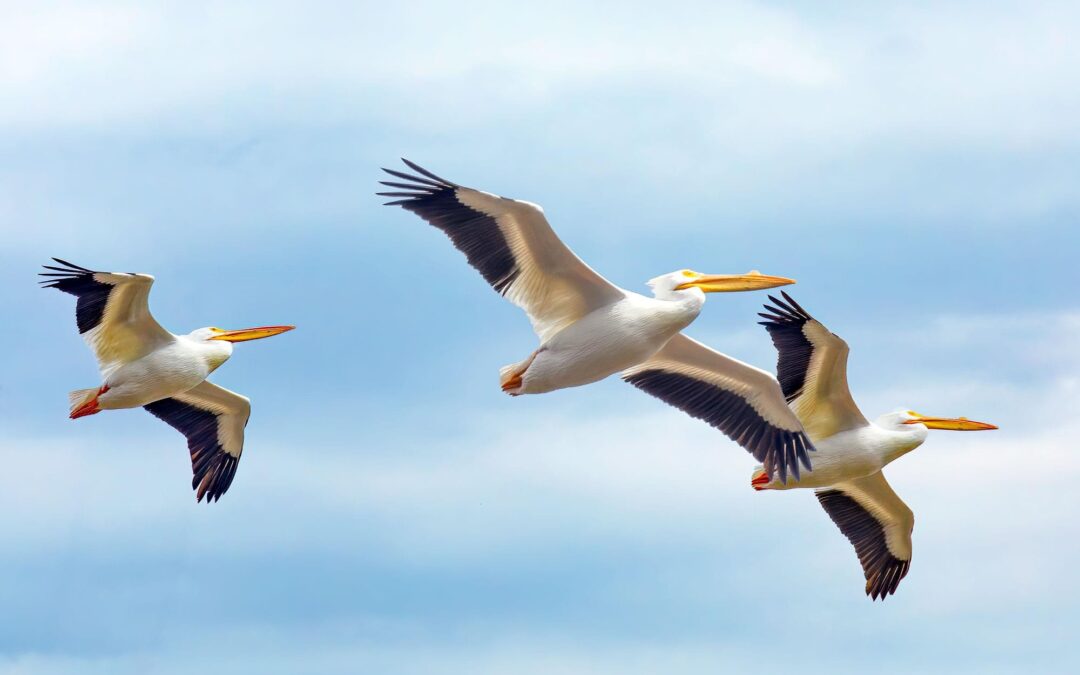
1 397 1075 672
2 2 1079 673
4 1 1079 150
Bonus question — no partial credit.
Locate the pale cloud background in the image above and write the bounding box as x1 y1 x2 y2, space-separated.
0 1 1078 673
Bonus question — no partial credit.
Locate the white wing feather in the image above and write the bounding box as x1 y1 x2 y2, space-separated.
174 381 252 459
380 162 625 345
455 189 625 343
42 259 173 379
83 273 173 378
760 293 868 440
834 472 914 561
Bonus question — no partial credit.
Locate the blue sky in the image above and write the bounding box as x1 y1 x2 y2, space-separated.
1 1 1078 673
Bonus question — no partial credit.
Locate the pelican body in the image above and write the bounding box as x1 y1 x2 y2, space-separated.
750 292 996 599
380 159 815 480
501 274 709 394
756 414 945 490
85 329 234 411
380 160 794 395
41 258 294 502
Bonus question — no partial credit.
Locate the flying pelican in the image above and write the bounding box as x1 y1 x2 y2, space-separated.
379 159 814 480
40 258 294 502
749 292 997 599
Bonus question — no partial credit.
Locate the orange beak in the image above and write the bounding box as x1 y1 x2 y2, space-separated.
903 412 998 431
209 325 295 343
675 270 796 292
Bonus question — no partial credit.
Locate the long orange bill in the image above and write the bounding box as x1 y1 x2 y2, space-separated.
676 270 795 292
903 412 998 431
209 325 295 342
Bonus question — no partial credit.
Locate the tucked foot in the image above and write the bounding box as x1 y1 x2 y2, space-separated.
500 372 523 396
69 384 109 419
499 348 541 397
751 467 772 491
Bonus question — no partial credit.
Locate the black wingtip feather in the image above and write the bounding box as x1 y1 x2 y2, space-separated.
761 292 814 325
40 259 112 333
624 369 813 481
400 158 457 187
379 180 428 190
377 160 520 296
50 257 94 272
759 293 815 403
817 489 911 601
779 290 812 316
145 397 242 504
381 166 444 187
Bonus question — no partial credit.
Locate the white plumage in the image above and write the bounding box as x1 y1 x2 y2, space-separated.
380 159 813 480
753 292 996 599
42 258 293 502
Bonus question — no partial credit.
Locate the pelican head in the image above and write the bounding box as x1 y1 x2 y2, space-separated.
873 409 996 464
648 269 795 300
879 409 998 432
187 325 294 367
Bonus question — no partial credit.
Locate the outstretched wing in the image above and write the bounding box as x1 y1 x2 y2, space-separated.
622 333 814 483
816 472 914 600
758 291 867 440
40 258 173 379
144 381 252 503
379 159 625 344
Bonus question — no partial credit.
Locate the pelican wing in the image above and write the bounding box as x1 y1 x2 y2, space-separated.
379 159 624 344
40 258 173 379
816 472 914 600
758 292 867 439
622 333 814 483
144 381 251 503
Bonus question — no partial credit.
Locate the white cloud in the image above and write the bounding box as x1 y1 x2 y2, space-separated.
2 0 1078 154
2 4 1079 668
0 4 144 87
1 305 1077 671
0 632 767 675
3 374 1076 597
1 0 1075 258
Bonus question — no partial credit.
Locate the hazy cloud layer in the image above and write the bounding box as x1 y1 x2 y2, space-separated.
1 2 1078 673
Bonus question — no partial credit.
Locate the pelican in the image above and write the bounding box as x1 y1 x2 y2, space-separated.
379 159 814 480
40 258 294 502
748 292 997 599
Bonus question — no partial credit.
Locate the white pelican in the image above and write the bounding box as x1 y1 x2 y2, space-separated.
41 258 294 502
751 292 997 599
379 159 814 480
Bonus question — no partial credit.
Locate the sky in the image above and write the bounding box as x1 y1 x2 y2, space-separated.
1 1 1078 673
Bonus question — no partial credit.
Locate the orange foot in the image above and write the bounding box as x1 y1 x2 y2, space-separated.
500 349 540 397
70 385 109 419
751 469 771 491
500 372 523 396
